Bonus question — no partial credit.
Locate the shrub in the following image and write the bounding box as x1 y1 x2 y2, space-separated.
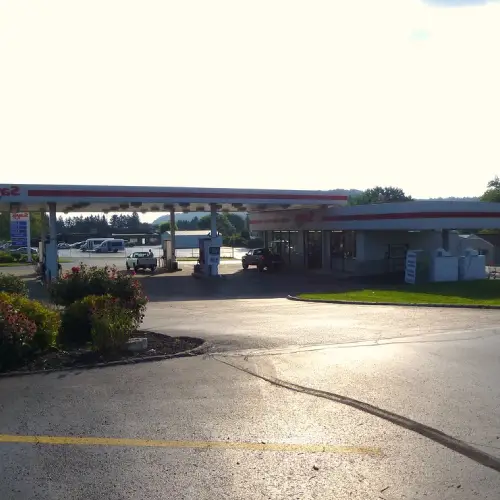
0 252 15 264
60 299 92 345
59 294 135 350
9 252 22 261
49 264 147 327
88 295 135 354
0 273 28 296
0 297 36 370
0 292 60 351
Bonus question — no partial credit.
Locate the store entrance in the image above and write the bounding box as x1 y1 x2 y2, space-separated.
305 231 322 269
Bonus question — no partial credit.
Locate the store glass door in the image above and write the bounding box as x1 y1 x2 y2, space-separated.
305 231 322 269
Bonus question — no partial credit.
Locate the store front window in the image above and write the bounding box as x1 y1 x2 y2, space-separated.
305 231 322 269
289 231 303 267
271 231 291 264
330 231 356 271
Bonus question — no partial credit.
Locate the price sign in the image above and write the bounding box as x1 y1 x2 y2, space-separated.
10 212 30 248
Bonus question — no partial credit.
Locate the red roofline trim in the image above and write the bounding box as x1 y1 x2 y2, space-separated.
27 189 347 202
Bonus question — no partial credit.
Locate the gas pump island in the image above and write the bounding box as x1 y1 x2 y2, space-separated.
195 235 223 277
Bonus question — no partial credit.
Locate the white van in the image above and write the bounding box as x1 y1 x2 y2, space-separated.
80 238 106 252
95 239 125 253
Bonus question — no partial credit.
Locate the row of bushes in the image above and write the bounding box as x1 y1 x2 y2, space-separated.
0 276 60 370
0 251 39 264
0 264 149 370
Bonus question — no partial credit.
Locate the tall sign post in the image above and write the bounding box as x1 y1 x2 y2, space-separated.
10 212 31 262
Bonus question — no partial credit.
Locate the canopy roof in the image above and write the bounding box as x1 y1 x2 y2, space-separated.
0 184 348 214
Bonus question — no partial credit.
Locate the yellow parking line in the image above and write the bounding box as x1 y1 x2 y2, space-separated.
0 434 381 455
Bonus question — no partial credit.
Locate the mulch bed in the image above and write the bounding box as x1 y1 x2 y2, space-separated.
2 331 204 374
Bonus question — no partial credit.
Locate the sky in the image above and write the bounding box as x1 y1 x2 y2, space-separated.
1 0 500 216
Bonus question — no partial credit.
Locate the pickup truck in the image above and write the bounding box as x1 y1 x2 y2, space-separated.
126 252 157 272
242 248 283 272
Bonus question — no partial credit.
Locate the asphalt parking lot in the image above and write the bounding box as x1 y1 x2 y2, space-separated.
1 263 500 498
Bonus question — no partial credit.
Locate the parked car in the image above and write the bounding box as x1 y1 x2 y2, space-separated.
126 252 157 272
12 247 39 255
69 241 84 249
57 242 70 249
242 248 283 272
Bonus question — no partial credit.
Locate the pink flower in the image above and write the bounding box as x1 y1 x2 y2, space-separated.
71 266 80 273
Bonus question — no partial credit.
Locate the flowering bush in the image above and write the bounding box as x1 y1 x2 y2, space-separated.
0 273 28 296
0 296 37 370
49 264 148 326
0 292 60 351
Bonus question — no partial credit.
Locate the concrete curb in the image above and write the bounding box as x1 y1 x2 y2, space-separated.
287 294 500 310
0 341 208 379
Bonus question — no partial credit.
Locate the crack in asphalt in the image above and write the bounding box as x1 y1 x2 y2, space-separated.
208 328 500 358
213 355 500 474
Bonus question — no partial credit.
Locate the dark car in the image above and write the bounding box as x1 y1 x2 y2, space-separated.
242 248 283 272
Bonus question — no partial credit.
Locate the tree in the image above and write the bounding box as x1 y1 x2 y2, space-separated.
56 213 152 237
29 212 44 239
226 213 245 233
177 217 199 230
481 176 500 202
158 221 178 233
349 186 413 205
197 214 236 236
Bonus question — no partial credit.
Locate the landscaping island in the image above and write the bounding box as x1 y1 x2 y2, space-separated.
298 280 500 307
0 265 203 374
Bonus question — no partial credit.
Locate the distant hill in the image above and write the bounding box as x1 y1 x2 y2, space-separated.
152 212 246 225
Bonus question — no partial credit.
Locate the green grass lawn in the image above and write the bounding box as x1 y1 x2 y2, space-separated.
0 257 73 268
176 257 236 261
299 280 500 306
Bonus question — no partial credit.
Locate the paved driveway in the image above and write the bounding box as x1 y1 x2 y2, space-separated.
1 265 500 497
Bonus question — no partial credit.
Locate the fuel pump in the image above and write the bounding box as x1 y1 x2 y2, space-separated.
44 238 58 282
197 236 222 276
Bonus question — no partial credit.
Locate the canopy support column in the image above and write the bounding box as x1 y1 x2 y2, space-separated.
46 203 58 282
210 204 219 276
169 208 176 260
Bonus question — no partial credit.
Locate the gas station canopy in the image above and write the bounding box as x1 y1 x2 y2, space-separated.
0 184 348 213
